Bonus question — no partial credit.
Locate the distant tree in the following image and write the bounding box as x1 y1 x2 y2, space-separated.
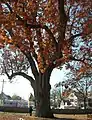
54 81 70 101
0 0 92 117
28 93 35 108
55 70 92 109
12 94 21 100
29 93 35 102
50 87 61 108
64 71 92 109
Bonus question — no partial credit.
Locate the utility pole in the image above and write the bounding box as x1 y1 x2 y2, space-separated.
1 79 6 105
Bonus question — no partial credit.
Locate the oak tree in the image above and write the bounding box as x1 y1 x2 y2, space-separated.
0 0 92 117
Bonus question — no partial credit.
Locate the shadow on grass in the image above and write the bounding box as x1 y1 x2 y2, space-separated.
55 118 75 120
56 118 75 120
30 117 75 120
50 117 75 120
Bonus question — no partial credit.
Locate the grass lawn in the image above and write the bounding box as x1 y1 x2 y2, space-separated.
0 112 92 120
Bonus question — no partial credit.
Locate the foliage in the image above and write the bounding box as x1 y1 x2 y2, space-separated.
11 94 22 100
29 93 35 101
65 71 92 93
55 69 92 96
0 46 29 76
0 0 91 74
54 68 92 109
50 87 61 108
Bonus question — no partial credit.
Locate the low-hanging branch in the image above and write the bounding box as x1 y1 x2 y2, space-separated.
5 69 35 89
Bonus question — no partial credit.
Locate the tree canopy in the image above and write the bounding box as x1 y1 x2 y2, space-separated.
0 0 91 74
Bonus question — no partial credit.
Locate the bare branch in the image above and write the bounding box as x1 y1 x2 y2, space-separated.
69 33 82 41
58 0 65 14
5 2 13 13
6 71 35 89
70 56 92 63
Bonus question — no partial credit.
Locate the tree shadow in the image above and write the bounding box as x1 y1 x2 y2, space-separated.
56 118 75 120
52 117 75 120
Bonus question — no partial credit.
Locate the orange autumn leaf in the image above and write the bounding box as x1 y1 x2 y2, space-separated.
0 0 91 73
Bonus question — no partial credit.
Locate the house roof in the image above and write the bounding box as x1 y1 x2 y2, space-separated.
0 92 11 100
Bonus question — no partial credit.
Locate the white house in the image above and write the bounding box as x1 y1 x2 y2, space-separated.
60 92 78 109
68 93 78 106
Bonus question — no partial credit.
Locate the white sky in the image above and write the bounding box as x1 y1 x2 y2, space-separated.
0 67 69 101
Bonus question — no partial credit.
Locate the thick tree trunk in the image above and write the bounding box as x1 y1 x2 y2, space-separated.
84 97 87 110
34 72 54 118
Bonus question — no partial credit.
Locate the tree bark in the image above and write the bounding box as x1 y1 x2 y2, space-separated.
84 96 87 110
34 71 54 118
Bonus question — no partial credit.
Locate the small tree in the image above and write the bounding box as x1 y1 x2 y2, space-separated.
50 87 61 108
29 93 35 102
28 93 35 108
12 94 22 100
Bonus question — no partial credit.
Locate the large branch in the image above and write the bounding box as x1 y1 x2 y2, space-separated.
16 43 39 79
16 44 39 79
3 54 36 89
70 56 92 62
8 42 38 80
4 2 59 72
58 0 65 15
25 52 39 79
58 0 67 52
5 3 58 51
25 22 58 51
69 33 82 43
69 31 92 42
5 71 35 89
